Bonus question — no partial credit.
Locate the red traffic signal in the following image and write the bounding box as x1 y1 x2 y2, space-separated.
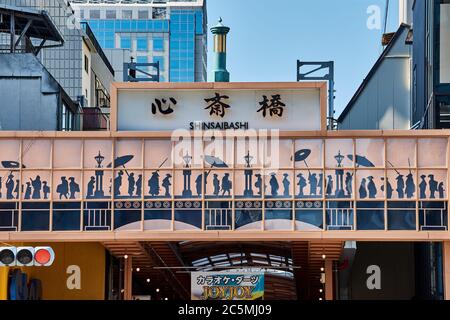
34 247 55 266
0 246 55 267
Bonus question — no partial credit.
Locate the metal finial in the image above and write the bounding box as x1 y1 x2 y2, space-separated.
218 17 223 24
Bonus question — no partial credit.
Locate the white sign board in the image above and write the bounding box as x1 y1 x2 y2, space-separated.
117 88 322 131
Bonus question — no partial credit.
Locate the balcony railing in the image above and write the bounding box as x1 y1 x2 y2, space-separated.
81 107 109 131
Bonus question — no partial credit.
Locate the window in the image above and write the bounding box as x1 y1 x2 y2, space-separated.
138 10 149 19
84 55 89 73
153 56 165 71
137 37 148 51
153 38 164 51
61 105 67 131
440 0 450 83
79 9 84 20
152 7 167 19
136 56 148 64
120 36 131 50
106 10 116 19
122 10 133 19
89 10 100 19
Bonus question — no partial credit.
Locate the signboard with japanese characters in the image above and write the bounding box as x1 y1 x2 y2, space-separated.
191 271 264 300
116 86 322 131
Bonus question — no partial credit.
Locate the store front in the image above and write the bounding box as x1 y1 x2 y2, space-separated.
1 82 450 300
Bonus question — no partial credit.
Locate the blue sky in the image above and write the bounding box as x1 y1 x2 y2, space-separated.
206 0 399 117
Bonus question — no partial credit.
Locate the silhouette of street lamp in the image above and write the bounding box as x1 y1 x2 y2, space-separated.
94 151 105 197
334 150 345 197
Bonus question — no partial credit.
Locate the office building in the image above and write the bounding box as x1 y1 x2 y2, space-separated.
70 0 208 82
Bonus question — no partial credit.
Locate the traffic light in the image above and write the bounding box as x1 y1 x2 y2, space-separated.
0 246 54 267
34 247 55 266
0 247 17 266
16 247 34 266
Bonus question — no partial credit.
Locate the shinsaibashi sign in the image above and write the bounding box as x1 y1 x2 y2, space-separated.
116 86 323 131
191 272 264 300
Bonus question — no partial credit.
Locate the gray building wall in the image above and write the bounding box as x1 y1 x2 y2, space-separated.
89 47 116 104
338 26 412 130
103 48 131 82
349 242 416 300
0 54 62 130
2 0 84 99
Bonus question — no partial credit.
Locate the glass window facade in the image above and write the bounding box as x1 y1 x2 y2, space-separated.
170 10 196 82
137 37 148 51
79 4 207 83
153 38 164 51
154 56 165 71
120 36 131 49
